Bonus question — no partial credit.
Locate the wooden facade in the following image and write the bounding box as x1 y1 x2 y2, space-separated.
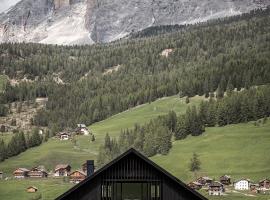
69 170 87 183
197 177 213 186
220 175 231 185
13 168 30 178
259 179 270 189
56 148 207 200
28 166 48 178
188 182 203 190
208 182 224 196
55 164 71 177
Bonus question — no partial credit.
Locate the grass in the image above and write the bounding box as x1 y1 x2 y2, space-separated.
152 120 270 183
0 178 72 200
0 95 269 200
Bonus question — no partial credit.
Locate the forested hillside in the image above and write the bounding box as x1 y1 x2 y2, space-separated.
0 8 269 133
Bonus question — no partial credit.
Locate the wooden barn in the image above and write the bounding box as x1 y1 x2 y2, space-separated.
28 166 48 178
26 186 38 193
208 182 224 196
220 175 231 185
56 148 207 200
259 179 270 190
57 132 72 140
188 181 203 190
54 164 71 177
197 177 213 186
13 168 30 178
69 170 87 184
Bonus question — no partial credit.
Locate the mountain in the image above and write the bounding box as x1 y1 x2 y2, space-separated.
0 0 269 45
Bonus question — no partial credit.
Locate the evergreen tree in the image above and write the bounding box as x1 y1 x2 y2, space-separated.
189 153 201 172
175 115 187 140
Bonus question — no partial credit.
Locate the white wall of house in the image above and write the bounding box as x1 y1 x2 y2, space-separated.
234 180 250 190
54 170 68 177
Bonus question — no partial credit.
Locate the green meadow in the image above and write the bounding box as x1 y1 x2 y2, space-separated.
0 95 269 200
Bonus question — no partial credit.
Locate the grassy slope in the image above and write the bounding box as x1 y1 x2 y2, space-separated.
0 95 270 200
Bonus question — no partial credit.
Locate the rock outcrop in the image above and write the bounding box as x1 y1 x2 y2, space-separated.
0 0 269 44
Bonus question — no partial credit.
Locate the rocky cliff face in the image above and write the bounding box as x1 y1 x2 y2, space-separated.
0 0 269 44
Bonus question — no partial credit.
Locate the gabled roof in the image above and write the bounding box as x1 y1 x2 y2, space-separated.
259 178 270 183
14 168 30 173
56 148 207 200
69 170 86 176
55 164 71 171
209 181 223 187
27 186 38 190
31 165 47 173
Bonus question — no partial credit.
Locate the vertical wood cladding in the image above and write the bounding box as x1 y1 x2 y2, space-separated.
56 149 207 200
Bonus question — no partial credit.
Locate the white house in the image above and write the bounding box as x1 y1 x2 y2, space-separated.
54 164 71 177
57 132 72 140
234 179 250 190
77 124 90 135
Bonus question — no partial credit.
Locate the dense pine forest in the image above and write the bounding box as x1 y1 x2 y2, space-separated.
0 8 269 134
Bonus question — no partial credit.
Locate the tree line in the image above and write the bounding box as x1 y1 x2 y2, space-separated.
97 85 270 167
0 7 269 133
0 129 48 162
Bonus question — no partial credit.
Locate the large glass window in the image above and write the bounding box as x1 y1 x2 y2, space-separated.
101 182 161 200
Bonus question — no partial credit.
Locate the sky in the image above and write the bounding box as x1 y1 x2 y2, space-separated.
0 0 21 13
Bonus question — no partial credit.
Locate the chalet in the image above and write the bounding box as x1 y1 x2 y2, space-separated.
188 181 203 190
54 164 71 177
197 176 213 186
259 179 270 190
57 132 72 140
69 170 87 184
28 166 48 178
56 148 207 200
234 179 250 190
76 124 90 135
26 186 38 193
0 171 3 179
208 182 224 196
13 168 30 178
220 175 231 185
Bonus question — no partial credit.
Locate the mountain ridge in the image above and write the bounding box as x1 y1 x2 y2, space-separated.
0 0 269 45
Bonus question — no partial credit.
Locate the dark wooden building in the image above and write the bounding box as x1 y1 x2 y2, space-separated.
56 148 207 200
220 175 231 185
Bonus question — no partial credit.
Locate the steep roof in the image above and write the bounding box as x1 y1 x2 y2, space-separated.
56 148 207 200
55 164 71 171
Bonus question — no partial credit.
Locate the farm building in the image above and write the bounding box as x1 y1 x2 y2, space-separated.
26 186 38 193
13 168 30 178
259 179 270 190
188 181 203 190
56 148 207 200
197 177 213 186
76 124 90 135
54 164 71 177
208 181 224 196
234 179 250 190
69 170 87 184
220 175 231 185
57 132 72 140
250 183 259 193
28 166 48 178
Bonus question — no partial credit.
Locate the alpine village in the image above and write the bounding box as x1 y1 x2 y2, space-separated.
0 1 270 200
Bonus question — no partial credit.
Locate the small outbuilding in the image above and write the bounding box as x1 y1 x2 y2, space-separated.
54 164 71 177
26 186 38 193
208 181 224 196
57 132 72 140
